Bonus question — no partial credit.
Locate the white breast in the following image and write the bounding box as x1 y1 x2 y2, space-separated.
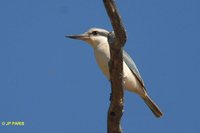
94 43 110 79
93 43 142 93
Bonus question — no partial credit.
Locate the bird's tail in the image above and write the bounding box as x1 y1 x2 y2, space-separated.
142 94 163 118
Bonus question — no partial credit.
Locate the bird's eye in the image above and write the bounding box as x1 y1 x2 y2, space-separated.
92 31 98 36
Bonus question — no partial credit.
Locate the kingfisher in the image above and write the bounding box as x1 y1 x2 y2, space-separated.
66 28 163 117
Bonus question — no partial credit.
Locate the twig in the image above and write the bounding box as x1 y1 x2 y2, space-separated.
103 0 127 133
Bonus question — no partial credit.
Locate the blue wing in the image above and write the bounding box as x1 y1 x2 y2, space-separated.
123 50 146 89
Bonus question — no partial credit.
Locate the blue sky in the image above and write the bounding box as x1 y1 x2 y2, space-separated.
0 0 200 132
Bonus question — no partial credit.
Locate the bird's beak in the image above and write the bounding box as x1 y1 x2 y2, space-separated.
65 33 89 41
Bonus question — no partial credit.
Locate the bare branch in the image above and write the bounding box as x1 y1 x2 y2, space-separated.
103 0 127 46
103 0 127 133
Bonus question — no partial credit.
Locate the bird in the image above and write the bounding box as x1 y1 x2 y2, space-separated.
66 28 163 118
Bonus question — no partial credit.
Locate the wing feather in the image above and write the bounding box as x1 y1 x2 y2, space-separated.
123 50 146 89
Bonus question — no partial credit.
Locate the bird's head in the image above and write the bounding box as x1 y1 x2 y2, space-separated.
66 28 109 47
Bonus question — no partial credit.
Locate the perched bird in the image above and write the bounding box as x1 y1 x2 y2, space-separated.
66 28 163 117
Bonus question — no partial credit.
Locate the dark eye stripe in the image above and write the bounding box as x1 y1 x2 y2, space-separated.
89 31 109 37
97 32 108 37
92 31 98 35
